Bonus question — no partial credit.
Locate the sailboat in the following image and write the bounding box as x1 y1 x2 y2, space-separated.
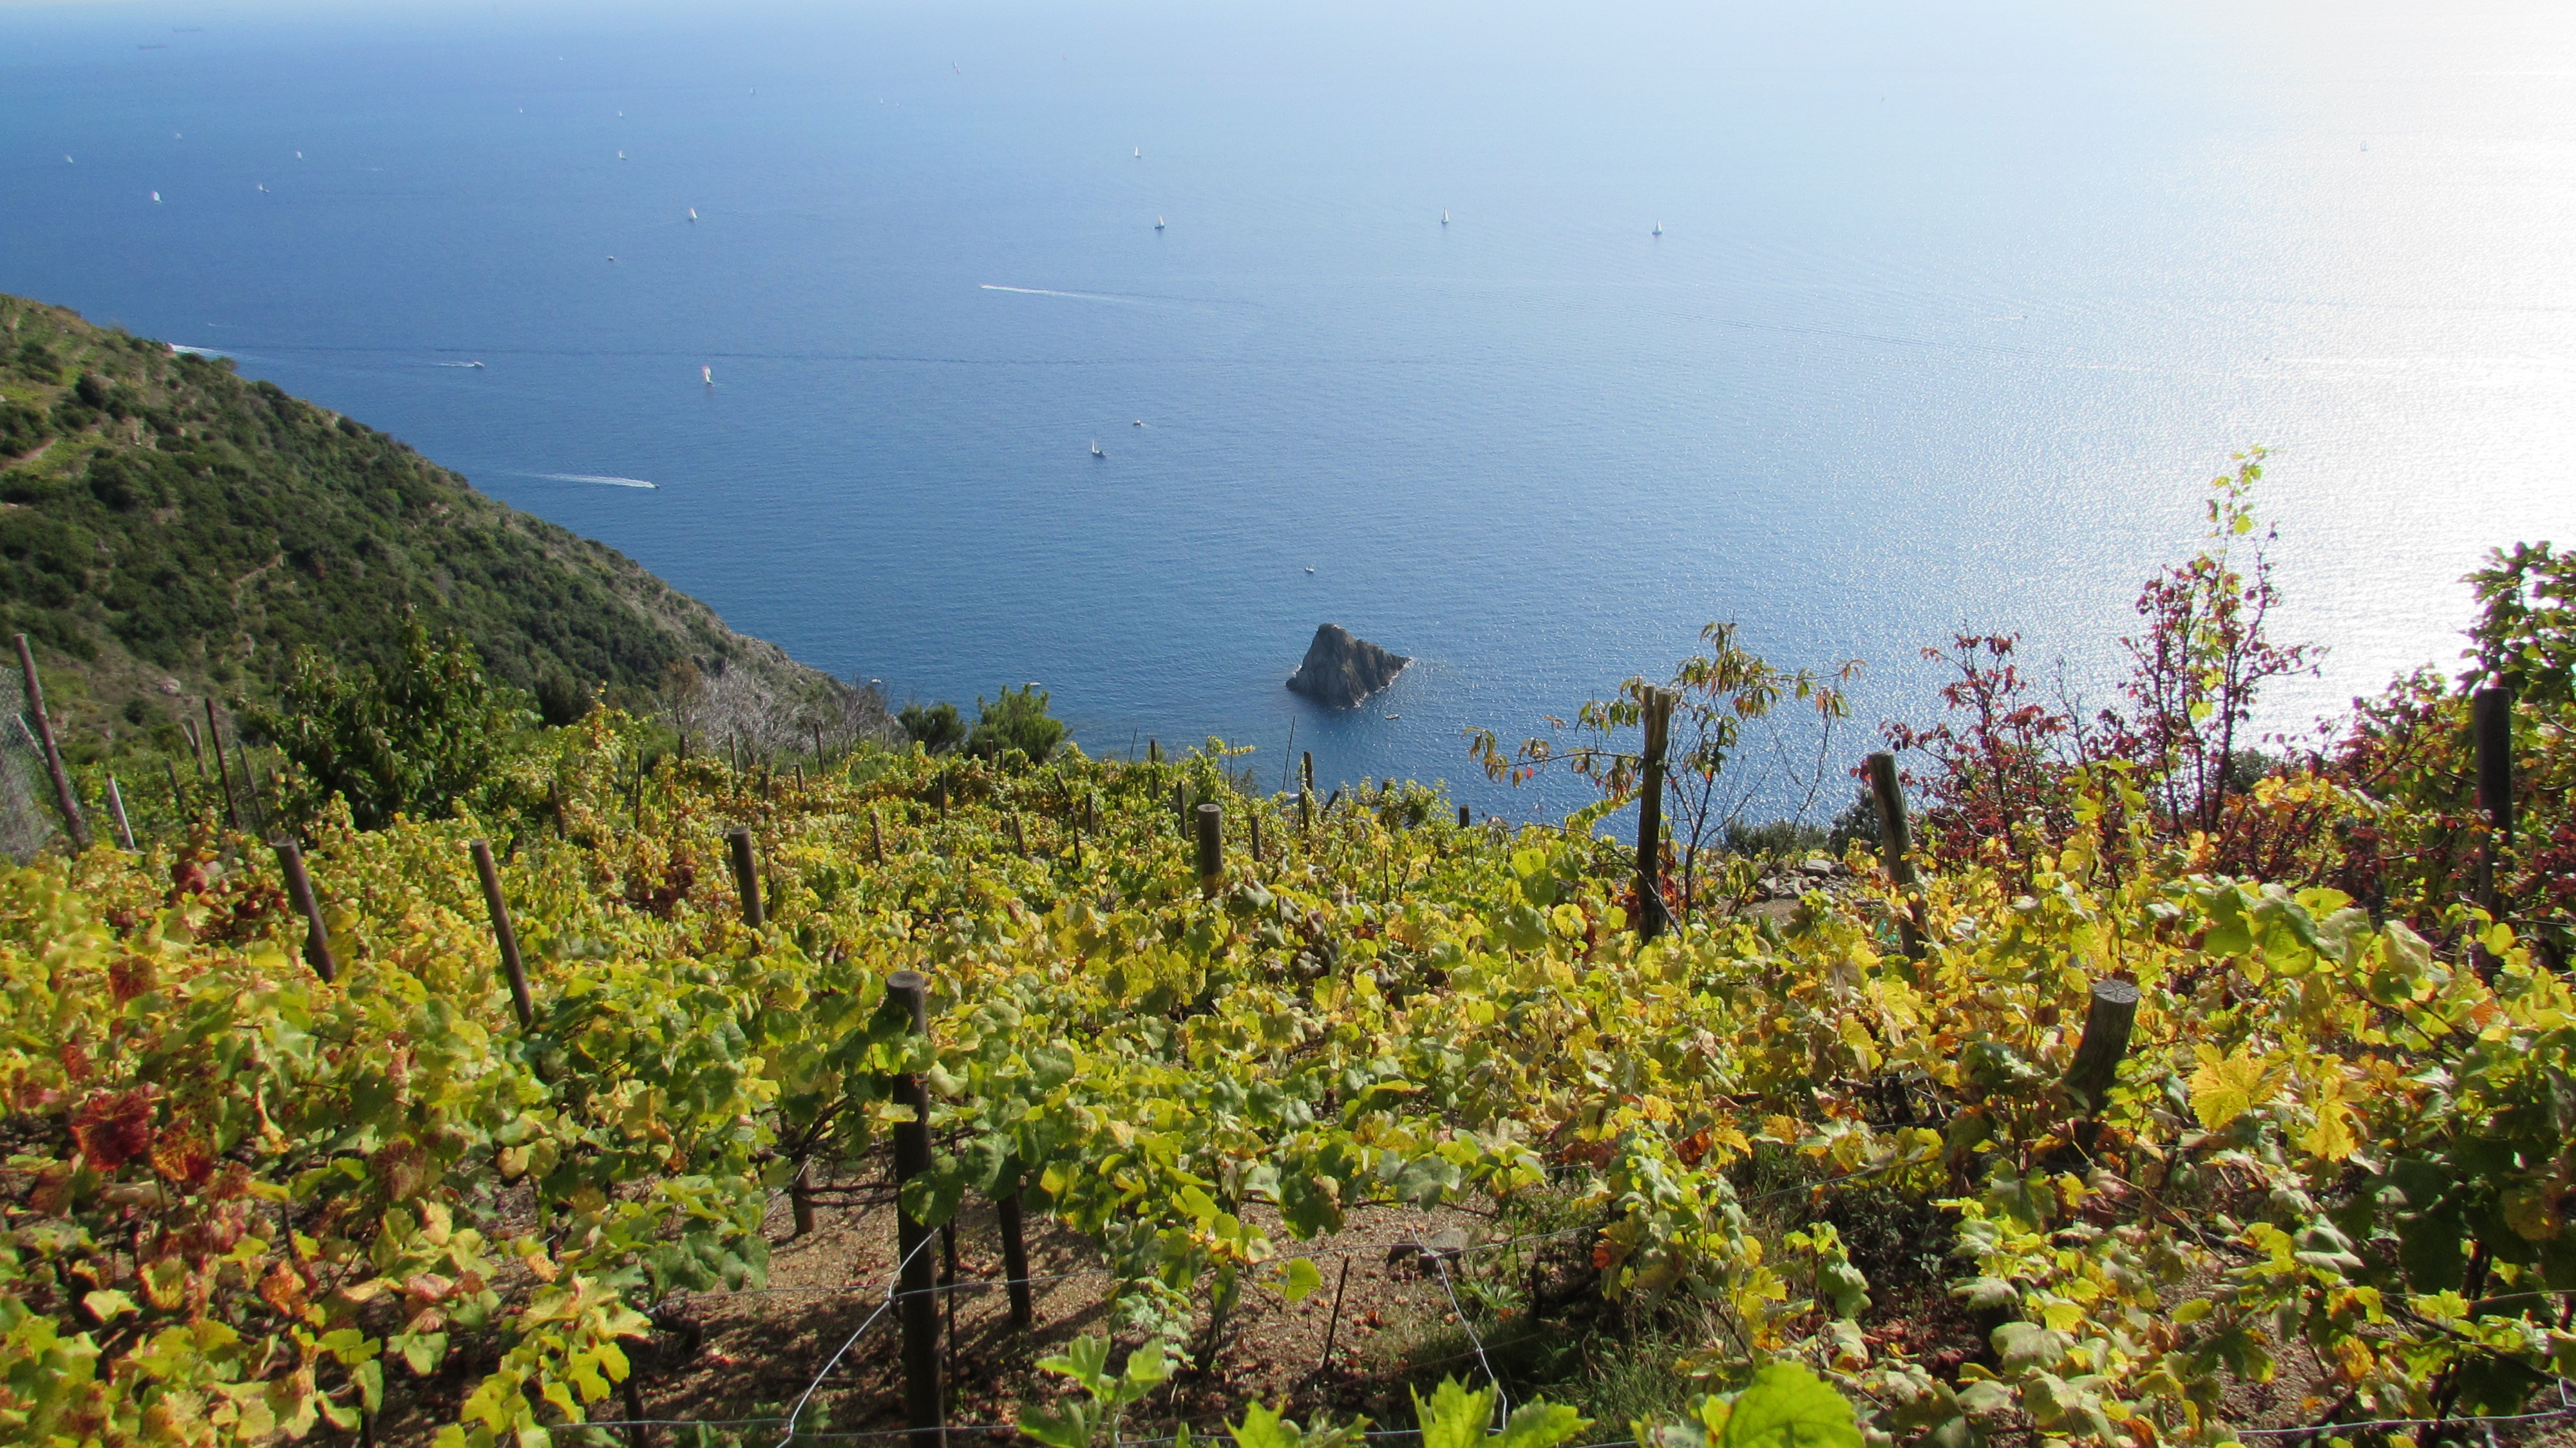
702 367 714 385
1133 148 1141 158
1651 221 1663 236
1154 215 1166 231
1441 210 1449 225
688 207 699 222
1090 439 1106 458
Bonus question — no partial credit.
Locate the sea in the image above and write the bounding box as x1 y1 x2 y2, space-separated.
3 0 2570 823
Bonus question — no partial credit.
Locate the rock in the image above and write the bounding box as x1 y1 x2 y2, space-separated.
1285 624 1410 708
1798 856 1838 878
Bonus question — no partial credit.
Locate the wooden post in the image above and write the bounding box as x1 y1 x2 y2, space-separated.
1298 788 1312 833
104 776 135 851
872 808 886 864
469 840 535 1030
811 720 826 763
1195 803 1223 897
1302 751 1314 796
2474 683 2513 917
2063 975 2141 1118
1866 752 1927 960
726 826 764 926
884 971 943 1448
790 1161 817 1237
1318 1254 1352 1370
996 1189 1034 1330
1148 738 1160 764
1173 784 1188 841
182 716 206 777
1010 813 1027 857
271 839 336 982
1459 804 1471 828
1635 689 1672 940
1249 813 1263 866
165 758 186 819
204 700 241 833
12 636 89 850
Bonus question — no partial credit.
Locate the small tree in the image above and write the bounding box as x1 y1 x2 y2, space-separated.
899 700 966 754
966 685 1068 765
2113 448 2318 834
257 616 532 830
1469 623 1857 921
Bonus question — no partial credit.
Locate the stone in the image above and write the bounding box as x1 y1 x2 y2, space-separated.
1285 624 1410 708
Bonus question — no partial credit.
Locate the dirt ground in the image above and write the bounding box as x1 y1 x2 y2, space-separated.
618 1176 1569 1444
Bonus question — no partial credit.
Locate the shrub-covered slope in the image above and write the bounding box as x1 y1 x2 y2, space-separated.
0 294 841 739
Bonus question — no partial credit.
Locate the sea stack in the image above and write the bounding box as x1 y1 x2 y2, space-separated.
1285 624 1410 708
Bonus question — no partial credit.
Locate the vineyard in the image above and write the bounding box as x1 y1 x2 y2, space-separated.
6 470 2576 1448
2 691 2571 1448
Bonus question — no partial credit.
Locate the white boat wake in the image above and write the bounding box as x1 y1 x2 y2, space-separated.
980 283 1153 305
529 472 659 489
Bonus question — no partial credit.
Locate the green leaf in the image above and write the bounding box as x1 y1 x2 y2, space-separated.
83 1289 138 1324
1715 1363 1861 1448
1019 1402 1100 1448
1496 1400 1593 1448
1414 1379 1497 1448
1279 1257 1325 1304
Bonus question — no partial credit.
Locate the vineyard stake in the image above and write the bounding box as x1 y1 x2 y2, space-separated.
884 970 943 1448
873 808 886 864
1459 804 1470 828
1302 751 1314 796
105 775 135 851
2065 975 2141 1151
205 700 242 834
1318 1254 1352 1371
1298 788 1311 834
1636 688 1672 941
1865 752 1927 961
182 716 206 777
2474 682 2513 920
1173 783 1188 841
942 1219 959 1383
13 636 89 850
811 719 825 762
164 758 186 820
1011 813 1028 857
997 1189 1034 1330
271 839 336 982
469 839 535 1030
1196 803 1224 897
1249 813 1263 866
726 826 764 927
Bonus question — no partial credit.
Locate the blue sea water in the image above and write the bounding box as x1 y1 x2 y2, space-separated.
3 0 2571 821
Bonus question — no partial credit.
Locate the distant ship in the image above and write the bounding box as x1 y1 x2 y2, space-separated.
688 207 699 221
1133 148 1142 158
1090 439 1106 457
1441 210 1449 225
702 367 714 385
1154 215 1165 231
1652 221 1663 236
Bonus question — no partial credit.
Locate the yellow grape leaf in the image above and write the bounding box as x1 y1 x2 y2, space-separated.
2300 1078 2360 1163
1760 1115 1802 1143
2189 1049 2279 1131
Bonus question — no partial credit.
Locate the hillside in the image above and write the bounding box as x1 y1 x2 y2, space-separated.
0 292 875 754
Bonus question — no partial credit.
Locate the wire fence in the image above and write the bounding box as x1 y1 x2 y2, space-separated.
0 669 61 863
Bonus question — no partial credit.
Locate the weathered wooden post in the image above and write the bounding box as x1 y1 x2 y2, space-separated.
884 971 943 1448
1249 813 1263 866
204 700 242 834
1173 783 1189 841
996 1189 1035 1330
1303 751 1315 795
872 808 886 864
1196 803 1224 897
271 840 336 982
2474 682 2514 917
1635 689 1673 940
1459 804 1471 828
1865 752 1927 960
1010 813 1028 857
726 826 764 927
469 840 535 1030
2063 976 2139 1112
104 776 135 852
12 636 89 850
